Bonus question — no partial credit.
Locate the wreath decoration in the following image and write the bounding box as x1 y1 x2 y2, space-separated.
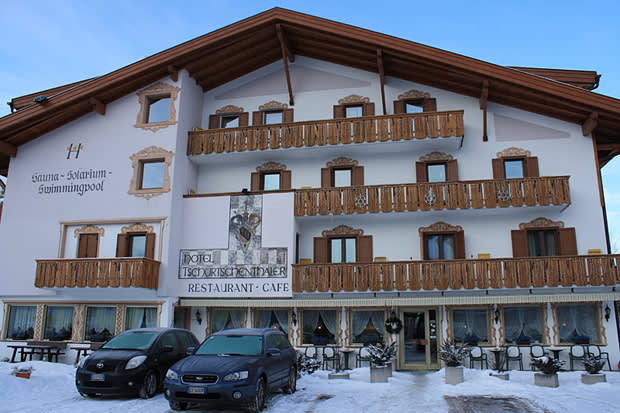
385 312 403 334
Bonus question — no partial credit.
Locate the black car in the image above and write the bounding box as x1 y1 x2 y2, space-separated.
75 327 199 398
164 328 297 412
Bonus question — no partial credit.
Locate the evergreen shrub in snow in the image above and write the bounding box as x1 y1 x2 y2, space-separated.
439 341 470 367
367 342 397 366
583 355 606 374
531 356 565 374
297 353 321 375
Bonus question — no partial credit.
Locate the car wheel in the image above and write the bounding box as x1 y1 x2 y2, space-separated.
139 370 158 399
169 401 189 411
283 367 296 394
247 376 266 412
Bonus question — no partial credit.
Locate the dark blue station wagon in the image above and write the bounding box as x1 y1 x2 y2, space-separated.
164 328 297 412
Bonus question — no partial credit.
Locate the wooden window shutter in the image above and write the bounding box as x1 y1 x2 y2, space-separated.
423 98 437 112
393 100 406 114
238 112 249 127
251 172 260 191
321 168 331 188
77 235 89 258
313 237 329 263
209 114 220 129
416 162 428 183
86 234 98 258
558 228 577 256
362 102 375 116
252 111 263 126
525 157 539 177
446 160 459 181
511 230 529 257
352 166 364 186
280 170 292 190
145 233 156 259
454 231 465 259
357 235 373 263
333 105 345 119
492 158 505 179
283 109 294 123
116 234 130 257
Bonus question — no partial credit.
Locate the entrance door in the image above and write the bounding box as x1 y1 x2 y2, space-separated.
399 308 439 370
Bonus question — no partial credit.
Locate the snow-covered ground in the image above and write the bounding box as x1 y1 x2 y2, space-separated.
2 361 620 412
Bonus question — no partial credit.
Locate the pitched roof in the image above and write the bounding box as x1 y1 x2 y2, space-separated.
1 7 619 172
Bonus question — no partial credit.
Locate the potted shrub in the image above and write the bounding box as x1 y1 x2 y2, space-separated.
439 341 470 385
531 356 564 388
367 342 396 383
581 355 607 384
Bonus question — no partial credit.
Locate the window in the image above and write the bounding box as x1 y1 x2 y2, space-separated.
116 230 155 258
255 309 289 334
221 114 240 128
173 307 190 329
557 304 600 344
405 101 424 113
209 105 248 129
345 105 363 118
527 230 558 257
302 309 338 345
6 306 35 340
452 309 489 344
129 233 147 257
492 148 539 179
393 90 437 114
427 164 447 183
85 306 116 342
211 309 245 333
126 307 157 329
128 146 173 199
77 233 98 258
252 102 293 126
250 161 291 191
504 159 524 179
416 153 458 183
333 95 374 119
511 218 577 258
503 306 543 344
330 237 356 263
351 310 385 345
321 157 363 188
135 82 179 131
264 110 283 125
419 222 465 260
44 306 73 341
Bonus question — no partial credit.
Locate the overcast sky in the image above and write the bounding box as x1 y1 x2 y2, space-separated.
2 0 620 248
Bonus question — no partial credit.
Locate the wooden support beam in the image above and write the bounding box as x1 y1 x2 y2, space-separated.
88 98 106 116
582 111 599 136
276 24 294 105
377 49 386 115
0 140 17 157
167 65 179 82
480 80 489 141
275 24 295 62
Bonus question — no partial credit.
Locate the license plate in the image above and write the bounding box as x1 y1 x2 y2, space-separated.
187 386 207 394
90 373 105 381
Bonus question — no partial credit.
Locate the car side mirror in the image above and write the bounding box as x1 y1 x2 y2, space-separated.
186 346 196 356
162 345 174 353
266 348 281 357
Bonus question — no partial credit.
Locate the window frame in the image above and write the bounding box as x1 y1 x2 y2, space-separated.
349 308 386 346
449 307 492 346
329 236 357 263
43 305 74 341
393 89 437 114
321 157 364 188
419 222 465 260
526 229 559 257
250 161 291 192
135 82 180 132
129 146 174 199
492 148 539 180
4 305 36 340
209 105 248 129
313 225 373 264
300 308 340 346
554 303 603 345
209 308 247 335
501 305 546 345
253 309 291 335
416 153 458 183
423 233 456 260
511 217 577 258
84 305 117 342
138 158 165 190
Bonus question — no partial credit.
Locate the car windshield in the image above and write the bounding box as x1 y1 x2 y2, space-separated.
101 331 159 350
196 334 263 356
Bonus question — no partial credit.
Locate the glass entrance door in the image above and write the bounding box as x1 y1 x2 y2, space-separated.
399 308 439 370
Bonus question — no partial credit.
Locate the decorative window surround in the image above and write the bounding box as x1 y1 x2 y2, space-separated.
258 101 288 111
128 146 174 199
338 94 370 105
322 225 365 237
418 222 463 234
419 152 454 162
496 147 532 158
398 89 431 101
121 223 155 234
73 225 105 238
134 82 180 132
216 105 244 114
519 217 564 230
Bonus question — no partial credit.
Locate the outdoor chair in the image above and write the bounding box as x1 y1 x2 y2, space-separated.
569 344 587 370
529 345 548 371
468 345 488 369
356 346 372 368
322 346 340 370
305 346 318 359
587 344 611 371
505 345 523 371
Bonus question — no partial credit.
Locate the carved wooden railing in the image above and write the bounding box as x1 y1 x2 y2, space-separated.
292 255 620 293
35 258 160 289
187 111 464 155
294 176 570 216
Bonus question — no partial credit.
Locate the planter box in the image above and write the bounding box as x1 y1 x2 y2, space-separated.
534 373 559 388
581 373 606 385
328 372 350 380
445 366 464 385
370 365 391 383
490 372 509 381
15 372 31 379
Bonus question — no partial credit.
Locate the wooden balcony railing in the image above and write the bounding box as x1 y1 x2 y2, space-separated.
294 176 570 216
187 111 464 155
292 255 620 293
35 258 160 289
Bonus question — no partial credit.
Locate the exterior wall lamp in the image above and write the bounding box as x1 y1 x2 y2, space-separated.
605 305 611 322
196 309 202 324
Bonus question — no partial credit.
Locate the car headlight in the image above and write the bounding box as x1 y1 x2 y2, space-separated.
125 355 147 370
77 355 90 369
223 370 249 382
166 369 179 381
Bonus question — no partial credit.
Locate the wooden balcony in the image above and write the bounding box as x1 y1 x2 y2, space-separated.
187 111 464 155
292 255 620 293
294 176 570 216
35 258 160 289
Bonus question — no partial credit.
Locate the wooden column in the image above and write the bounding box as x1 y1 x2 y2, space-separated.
276 24 295 106
377 49 386 115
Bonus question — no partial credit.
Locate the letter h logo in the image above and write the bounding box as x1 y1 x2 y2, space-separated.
66 143 83 159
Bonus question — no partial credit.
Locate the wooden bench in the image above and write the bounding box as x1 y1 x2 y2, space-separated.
21 341 67 362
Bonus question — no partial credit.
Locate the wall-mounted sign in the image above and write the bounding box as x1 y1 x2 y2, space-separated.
32 167 112 196
179 195 289 297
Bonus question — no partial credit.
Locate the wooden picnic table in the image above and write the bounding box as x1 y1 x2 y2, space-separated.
7 342 66 363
